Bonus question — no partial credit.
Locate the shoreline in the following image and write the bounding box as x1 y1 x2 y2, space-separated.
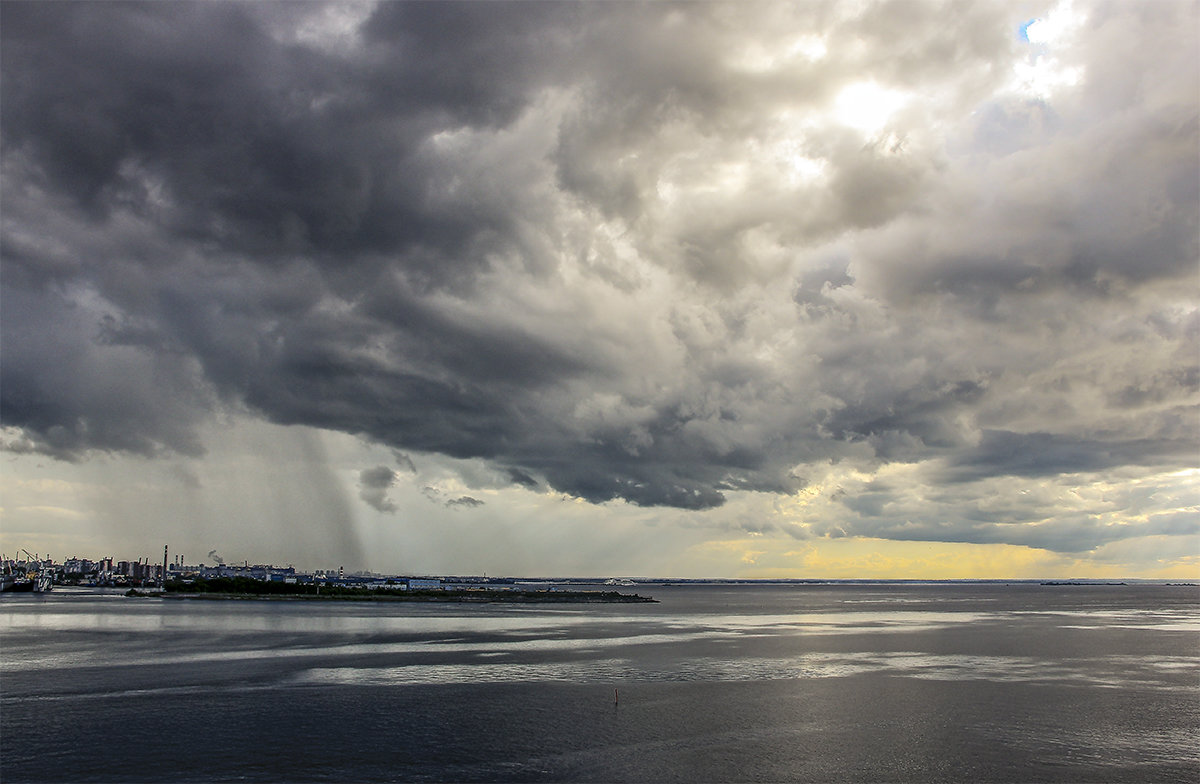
129 588 658 604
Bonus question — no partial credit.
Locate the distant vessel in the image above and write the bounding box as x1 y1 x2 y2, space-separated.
604 578 635 586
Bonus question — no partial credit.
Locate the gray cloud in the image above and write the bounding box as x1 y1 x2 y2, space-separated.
393 452 418 474
358 465 398 513
1 1 1196 557
507 468 539 488
941 430 1198 484
818 498 1200 555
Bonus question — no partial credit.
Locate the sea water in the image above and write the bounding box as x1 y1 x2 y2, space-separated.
2 583 1198 782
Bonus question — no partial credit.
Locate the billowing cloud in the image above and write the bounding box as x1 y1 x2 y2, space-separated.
1 1 1196 562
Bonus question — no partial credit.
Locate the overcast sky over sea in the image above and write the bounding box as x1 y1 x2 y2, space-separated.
1 1 1197 578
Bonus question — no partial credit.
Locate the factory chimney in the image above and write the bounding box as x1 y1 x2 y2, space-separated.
161 545 168 590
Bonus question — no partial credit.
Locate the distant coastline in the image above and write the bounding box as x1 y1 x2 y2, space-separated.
128 582 657 603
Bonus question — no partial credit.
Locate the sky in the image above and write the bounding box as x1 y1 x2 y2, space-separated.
1 0 1197 579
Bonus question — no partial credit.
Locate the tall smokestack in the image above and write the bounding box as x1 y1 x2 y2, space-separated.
162 545 168 589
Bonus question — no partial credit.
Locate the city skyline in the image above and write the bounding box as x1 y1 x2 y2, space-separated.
2 1 1197 579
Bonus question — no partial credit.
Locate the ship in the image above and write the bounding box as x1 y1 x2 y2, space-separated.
1 554 53 593
0 573 52 593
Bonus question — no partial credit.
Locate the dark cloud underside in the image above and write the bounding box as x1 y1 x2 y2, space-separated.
1 1 1196 549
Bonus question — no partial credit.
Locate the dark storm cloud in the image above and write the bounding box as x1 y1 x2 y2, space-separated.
1 0 1196 554
359 1 580 127
507 468 539 488
942 430 1199 483
0 284 213 460
0 1 570 283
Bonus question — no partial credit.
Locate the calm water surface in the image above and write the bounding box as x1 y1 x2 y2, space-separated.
2 583 1198 782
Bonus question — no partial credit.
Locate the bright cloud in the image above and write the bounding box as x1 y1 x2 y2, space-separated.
835 82 910 134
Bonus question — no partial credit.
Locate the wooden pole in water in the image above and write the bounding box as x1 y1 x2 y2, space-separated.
614 688 618 706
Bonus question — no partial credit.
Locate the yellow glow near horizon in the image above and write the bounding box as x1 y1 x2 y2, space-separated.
682 534 1200 580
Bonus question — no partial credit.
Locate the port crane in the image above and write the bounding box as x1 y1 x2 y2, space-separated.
1 549 52 592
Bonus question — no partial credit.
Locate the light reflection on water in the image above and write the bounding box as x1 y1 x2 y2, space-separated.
0 608 1023 680
1014 608 1200 630
0 629 736 672
0 599 1008 674
288 650 1199 691
4 589 1196 697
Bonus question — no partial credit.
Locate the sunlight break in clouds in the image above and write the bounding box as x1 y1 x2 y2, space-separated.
1013 0 1087 98
835 82 910 134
